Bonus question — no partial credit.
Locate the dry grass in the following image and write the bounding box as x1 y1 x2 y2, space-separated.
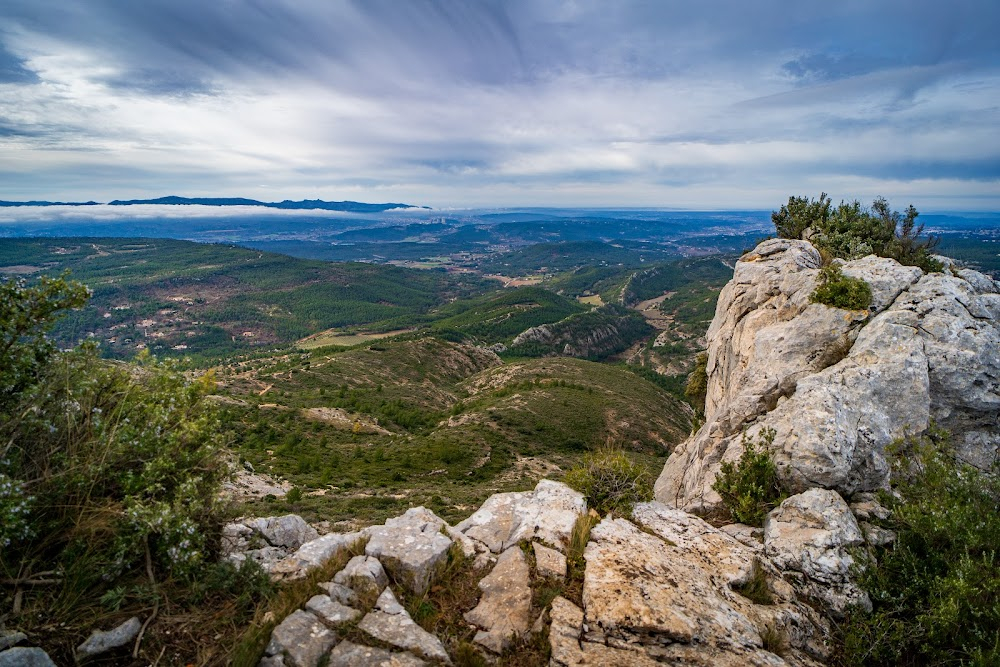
563 512 599 608
760 622 790 657
734 558 774 606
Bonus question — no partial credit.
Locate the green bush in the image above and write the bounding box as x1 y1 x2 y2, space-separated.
772 194 942 272
836 429 1000 667
0 275 266 663
685 352 709 413
712 428 785 526
565 448 652 515
810 265 873 310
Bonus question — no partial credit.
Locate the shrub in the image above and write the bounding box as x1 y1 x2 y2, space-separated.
836 429 1000 667
712 428 785 526
565 448 652 516
685 352 709 414
771 193 831 240
810 265 873 311
772 194 942 272
0 275 264 663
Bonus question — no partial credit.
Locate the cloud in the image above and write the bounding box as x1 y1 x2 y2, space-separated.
0 0 997 208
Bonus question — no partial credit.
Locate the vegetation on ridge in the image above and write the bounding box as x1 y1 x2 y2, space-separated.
711 428 786 526
837 429 1000 667
0 275 272 664
810 264 873 311
772 193 943 272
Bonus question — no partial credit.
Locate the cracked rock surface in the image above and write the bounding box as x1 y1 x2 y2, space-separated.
656 239 1000 513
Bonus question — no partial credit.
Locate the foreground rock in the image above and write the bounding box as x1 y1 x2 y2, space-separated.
249 481 855 665
656 239 1000 514
265 610 337 667
76 617 142 660
581 503 827 665
326 641 426 667
0 648 57 667
764 489 869 617
454 479 586 552
358 589 450 663
365 507 453 596
464 546 533 653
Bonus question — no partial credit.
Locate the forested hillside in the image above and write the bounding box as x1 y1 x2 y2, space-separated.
0 238 491 358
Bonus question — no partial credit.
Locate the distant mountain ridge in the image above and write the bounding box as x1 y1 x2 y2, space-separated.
0 196 424 212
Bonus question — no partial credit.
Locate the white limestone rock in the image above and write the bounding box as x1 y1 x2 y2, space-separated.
334 555 389 600
453 480 585 553
656 240 1000 514
305 595 360 627
464 547 533 653
271 532 360 581
0 648 57 667
325 641 426 667
586 505 831 664
247 515 319 550
764 489 869 617
365 508 453 596
264 609 336 667
76 617 142 660
532 542 566 580
358 589 451 664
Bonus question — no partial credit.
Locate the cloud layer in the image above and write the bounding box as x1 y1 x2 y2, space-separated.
0 0 998 208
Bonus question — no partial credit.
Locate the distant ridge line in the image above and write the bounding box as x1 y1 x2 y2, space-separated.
0 196 427 212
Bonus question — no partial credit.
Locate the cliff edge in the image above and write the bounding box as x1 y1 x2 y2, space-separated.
655 238 1000 513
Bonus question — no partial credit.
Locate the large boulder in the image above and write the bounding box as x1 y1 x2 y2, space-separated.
764 489 869 617
656 240 1000 513
365 507 453 596
581 504 829 665
453 480 586 553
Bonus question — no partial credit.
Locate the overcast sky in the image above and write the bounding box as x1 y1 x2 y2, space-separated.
1 0 998 209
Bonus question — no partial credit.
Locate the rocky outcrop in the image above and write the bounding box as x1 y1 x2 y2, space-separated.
764 490 868 617
250 482 844 666
453 479 586 552
656 239 1000 513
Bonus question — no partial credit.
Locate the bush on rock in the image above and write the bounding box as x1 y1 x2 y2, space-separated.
712 428 785 527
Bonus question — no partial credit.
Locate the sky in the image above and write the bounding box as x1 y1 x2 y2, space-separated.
0 0 998 209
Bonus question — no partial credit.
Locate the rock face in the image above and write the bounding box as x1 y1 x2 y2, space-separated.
453 479 586 552
763 489 869 617
656 239 1000 513
581 504 828 665
464 547 533 653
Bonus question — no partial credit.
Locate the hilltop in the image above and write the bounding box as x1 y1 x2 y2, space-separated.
0 197 421 212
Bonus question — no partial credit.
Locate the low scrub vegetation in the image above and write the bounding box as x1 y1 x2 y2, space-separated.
684 352 709 415
565 447 653 516
0 275 272 664
711 428 785 526
810 265 873 310
836 428 1000 667
772 193 942 272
